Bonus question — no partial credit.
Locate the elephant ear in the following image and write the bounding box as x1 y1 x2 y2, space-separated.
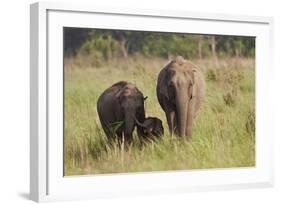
158 69 169 99
191 68 197 98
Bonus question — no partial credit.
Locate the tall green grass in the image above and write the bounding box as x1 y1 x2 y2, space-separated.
64 57 255 176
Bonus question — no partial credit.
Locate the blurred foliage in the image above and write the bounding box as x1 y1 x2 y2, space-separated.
246 109 255 135
64 28 255 61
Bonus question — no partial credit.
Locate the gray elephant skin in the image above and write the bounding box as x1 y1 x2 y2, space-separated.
97 81 147 144
156 56 206 138
135 117 164 141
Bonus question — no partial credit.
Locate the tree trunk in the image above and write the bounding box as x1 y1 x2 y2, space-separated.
120 37 128 58
114 31 128 58
235 48 240 58
210 36 218 66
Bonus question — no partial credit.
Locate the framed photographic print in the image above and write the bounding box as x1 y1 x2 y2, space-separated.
30 2 274 202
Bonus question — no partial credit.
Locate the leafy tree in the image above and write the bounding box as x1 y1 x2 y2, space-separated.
64 28 255 60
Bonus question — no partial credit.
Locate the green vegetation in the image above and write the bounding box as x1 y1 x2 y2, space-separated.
64 28 255 62
63 29 255 175
64 56 255 175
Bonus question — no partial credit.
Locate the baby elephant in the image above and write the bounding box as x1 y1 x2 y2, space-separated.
135 117 164 141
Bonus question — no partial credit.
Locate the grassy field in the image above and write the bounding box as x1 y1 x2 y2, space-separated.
64 56 255 176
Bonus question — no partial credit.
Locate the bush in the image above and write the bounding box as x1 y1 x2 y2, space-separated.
206 68 217 81
204 66 244 107
223 91 235 106
78 32 121 62
246 110 255 135
210 68 244 106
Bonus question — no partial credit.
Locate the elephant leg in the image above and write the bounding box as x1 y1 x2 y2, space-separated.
115 132 132 149
165 108 177 136
124 134 133 145
186 100 195 139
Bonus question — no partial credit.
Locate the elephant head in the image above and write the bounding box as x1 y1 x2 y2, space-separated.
158 56 197 137
135 117 164 140
116 83 147 139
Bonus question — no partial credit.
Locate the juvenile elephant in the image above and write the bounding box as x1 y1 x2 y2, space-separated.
135 117 164 141
97 81 147 144
156 56 206 138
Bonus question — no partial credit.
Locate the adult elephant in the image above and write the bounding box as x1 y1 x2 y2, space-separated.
156 56 206 138
97 81 147 144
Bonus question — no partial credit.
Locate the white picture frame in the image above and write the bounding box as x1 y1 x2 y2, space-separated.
30 1 274 202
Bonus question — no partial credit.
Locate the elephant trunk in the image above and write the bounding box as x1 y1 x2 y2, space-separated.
135 117 146 128
175 91 188 138
124 112 135 142
135 105 146 137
